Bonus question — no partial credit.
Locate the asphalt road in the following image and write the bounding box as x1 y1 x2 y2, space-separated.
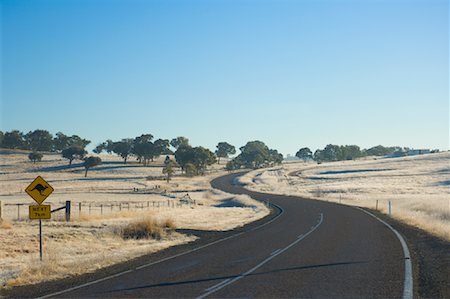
39 172 409 298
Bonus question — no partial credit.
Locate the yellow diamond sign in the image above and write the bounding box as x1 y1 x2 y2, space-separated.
25 176 54 205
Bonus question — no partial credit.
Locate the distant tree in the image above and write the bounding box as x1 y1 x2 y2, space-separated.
67 135 90 149
215 142 236 164
295 147 313 161
93 142 105 154
83 156 102 177
236 141 271 169
313 149 324 162
62 146 87 166
0 131 5 147
162 158 177 182
184 163 197 177
174 145 216 175
24 130 53 152
269 149 283 165
52 132 69 152
154 139 172 155
192 146 216 175
28 152 43 163
365 145 403 157
338 145 364 160
2 130 25 149
112 139 134 164
170 137 189 150
230 141 282 169
225 159 241 171
132 134 154 164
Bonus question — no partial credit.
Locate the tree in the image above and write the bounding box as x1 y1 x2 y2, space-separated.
28 152 43 163
62 146 87 166
295 147 313 161
184 163 197 177
215 142 236 164
230 141 282 169
83 156 102 177
236 141 271 169
162 158 177 182
154 139 172 155
2 130 25 149
191 146 216 175
67 135 90 149
25 130 54 152
132 134 154 164
112 139 134 164
170 137 189 150
52 132 69 152
174 145 216 175
0 131 5 147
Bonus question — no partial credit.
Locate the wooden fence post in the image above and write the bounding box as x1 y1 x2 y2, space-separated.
65 201 71 222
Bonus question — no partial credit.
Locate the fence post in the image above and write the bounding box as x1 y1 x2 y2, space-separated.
0 200 2 223
17 204 21 220
376 200 378 211
388 201 391 216
65 201 71 222
101 204 103 215
79 202 82 215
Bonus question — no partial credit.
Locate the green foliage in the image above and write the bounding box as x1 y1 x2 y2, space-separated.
2 130 25 149
174 145 216 175
83 156 102 177
230 141 283 169
295 147 313 160
53 132 90 152
225 159 241 171
112 139 134 163
62 146 87 166
25 130 53 152
170 137 189 150
162 158 176 182
215 142 236 164
28 152 43 163
365 145 403 157
0 131 3 146
184 163 197 177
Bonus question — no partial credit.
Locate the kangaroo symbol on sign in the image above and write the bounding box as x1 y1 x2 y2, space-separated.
31 184 48 196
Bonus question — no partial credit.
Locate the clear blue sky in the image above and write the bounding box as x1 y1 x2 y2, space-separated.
1 0 448 155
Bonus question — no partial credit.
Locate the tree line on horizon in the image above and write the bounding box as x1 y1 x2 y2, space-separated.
1 129 285 177
294 144 439 163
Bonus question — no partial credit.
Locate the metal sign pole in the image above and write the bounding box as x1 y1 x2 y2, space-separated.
39 219 43 261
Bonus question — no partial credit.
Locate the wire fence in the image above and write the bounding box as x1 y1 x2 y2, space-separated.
0 194 196 222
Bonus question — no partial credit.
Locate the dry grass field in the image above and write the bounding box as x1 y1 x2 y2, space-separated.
239 152 450 241
0 150 269 288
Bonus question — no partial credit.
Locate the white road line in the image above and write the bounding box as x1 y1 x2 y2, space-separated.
38 202 285 299
356 208 413 299
197 213 324 299
204 278 232 292
297 234 304 239
270 249 281 256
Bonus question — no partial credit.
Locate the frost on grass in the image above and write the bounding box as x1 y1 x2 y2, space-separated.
241 152 450 241
0 152 269 288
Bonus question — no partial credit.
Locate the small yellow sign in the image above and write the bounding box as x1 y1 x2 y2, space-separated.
29 205 51 220
25 176 54 205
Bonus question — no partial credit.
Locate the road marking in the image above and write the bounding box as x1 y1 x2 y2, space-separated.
197 213 324 299
356 208 413 299
38 202 285 299
297 234 304 239
270 249 281 256
204 278 232 292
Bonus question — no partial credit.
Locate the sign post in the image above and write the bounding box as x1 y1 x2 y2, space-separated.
25 176 54 261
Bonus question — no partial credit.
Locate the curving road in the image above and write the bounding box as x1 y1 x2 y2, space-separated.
38 172 411 298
